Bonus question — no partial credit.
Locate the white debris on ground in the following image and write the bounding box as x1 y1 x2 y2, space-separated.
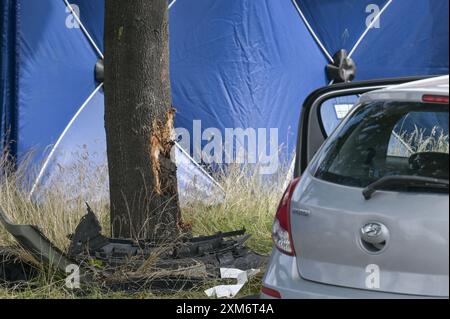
205 268 260 298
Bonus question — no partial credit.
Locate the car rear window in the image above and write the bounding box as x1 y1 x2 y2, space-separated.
315 101 449 189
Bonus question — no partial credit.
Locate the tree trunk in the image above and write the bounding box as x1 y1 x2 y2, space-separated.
104 0 181 241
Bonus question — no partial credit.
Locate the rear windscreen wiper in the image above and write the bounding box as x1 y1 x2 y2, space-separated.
363 175 449 200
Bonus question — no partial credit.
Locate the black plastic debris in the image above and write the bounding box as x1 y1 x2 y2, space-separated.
69 204 267 277
0 208 77 276
0 248 38 286
0 204 268 293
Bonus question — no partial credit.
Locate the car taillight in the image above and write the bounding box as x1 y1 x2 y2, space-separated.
261 286 282 299
422 94 449 104
272 177 301 256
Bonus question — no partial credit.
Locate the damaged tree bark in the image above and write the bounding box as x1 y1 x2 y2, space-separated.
104 0 181 240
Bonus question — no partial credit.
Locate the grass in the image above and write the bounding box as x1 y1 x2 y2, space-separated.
389 126 449 157
0 158 284 299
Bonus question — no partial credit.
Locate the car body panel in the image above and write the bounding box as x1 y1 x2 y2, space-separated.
363 76 450 103
263 75 449 299
290 173 449 297
261 249 445 299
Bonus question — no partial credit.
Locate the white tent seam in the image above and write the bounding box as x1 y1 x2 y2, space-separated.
62 0 104 59
63 0 179 60
29 83 104 198
348 0 393 58
291 0 334 63
169 0 178 9
175 141 225 193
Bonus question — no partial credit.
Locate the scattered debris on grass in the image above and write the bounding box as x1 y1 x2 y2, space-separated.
0 203 268 294
0 248 38 286
205 268 260 298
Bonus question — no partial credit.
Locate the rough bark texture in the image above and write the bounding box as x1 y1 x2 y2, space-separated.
104 0 181 241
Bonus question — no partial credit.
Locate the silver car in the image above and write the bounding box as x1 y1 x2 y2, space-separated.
261 76 449 299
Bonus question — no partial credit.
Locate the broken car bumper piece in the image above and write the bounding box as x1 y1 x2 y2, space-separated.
0 206 267 293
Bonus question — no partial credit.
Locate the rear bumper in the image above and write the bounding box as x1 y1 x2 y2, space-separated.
261 249 446 299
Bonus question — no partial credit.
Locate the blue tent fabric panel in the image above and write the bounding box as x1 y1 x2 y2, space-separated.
170 0 328 158
68 0 104 52
295 0 449 80
352 0 450 79
294 0 390 56
10 0 330 167
15 0 99 166
33 91 108 201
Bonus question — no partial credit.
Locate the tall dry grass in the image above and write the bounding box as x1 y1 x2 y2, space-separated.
0 154 285 298
183 163 286 254
0 153 111 250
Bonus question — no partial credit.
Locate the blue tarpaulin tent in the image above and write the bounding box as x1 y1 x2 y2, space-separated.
1 0 448 201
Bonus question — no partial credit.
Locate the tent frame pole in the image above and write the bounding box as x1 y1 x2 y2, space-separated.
29 84 104 198
348 0 393 58
291 0 334 63
62 0 104 59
